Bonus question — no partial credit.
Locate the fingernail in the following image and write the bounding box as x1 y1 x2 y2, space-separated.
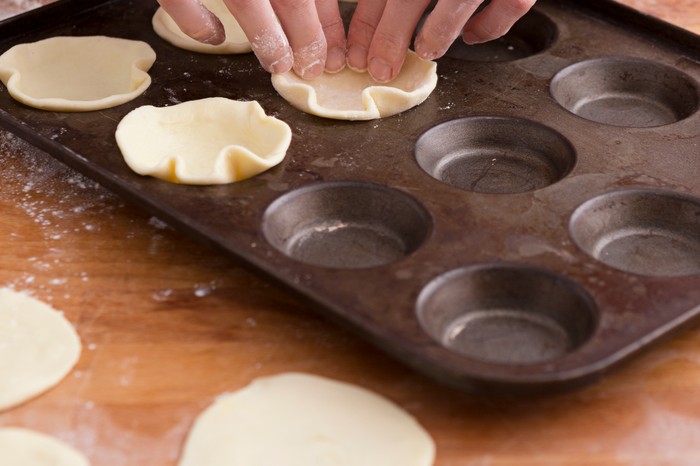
202 30 225 45
369 57 393 83
268 53 293 74
414 39 439 60
200 15 225 45
326 47 346 73
462 31 482 45
298 60 324 80
347 45 368 72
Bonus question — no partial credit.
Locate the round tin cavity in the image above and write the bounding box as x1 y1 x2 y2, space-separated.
415 117 575 194
550 56 699 127
570 189 700 277
262 182 431 269
417 264 598 365
444 10 556 62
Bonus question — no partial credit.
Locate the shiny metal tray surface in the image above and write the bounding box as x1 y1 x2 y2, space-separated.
0 0 699 394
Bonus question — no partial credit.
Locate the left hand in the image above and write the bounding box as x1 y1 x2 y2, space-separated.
346 0 537 83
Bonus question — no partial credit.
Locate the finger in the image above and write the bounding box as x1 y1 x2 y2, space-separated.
223 0 293 74
366 0 432 82
316 0 347 73
271 0 327 80
414 0 484 60
346 0 387 72
157 0 225 44
462 0 536 44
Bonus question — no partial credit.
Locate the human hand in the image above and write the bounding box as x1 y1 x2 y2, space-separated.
346 0 536 83
156 0 347 79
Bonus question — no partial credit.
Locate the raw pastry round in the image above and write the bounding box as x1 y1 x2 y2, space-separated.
271 51 437 120
0 289 81 411
153 0 251 54
178 372 435 466
116 97 292 185
0 427 90 466
0 36 155 112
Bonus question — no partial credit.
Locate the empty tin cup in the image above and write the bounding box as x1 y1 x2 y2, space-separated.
415 116 576 194
570 189 700 277
444 10 557 62
550 56 699 127
262 182 431 269
417 264 598 365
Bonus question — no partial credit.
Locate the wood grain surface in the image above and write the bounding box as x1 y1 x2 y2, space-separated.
0 1 698 465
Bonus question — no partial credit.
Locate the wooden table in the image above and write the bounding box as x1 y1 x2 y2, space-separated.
0 1 698 465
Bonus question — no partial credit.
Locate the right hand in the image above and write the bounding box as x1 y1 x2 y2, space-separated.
156 0 347 79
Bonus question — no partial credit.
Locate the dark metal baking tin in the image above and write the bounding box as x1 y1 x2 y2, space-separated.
0 0 699 395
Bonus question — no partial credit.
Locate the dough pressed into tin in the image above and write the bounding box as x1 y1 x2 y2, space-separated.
0 289 81 411
0 427 90 466
178 372 436 466
152 0 251 54
271 51 438 120
116 97 292 185
0 36 155 111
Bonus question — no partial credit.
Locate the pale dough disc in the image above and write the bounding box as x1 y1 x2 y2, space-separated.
0 289 81 411
115 97 292 185
153 0 251 54
178 372 436 466
0 36 155 112
271 51 437 120
0 427 90 466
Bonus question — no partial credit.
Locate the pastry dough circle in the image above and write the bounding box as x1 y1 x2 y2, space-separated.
271 51 437 120
116 98 292 185
0 289 81 411
0 427 90 466
178 372 435 466
0 36 155 112
153 0 251 54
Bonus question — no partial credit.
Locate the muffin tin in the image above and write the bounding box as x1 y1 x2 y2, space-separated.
0 0 698 394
